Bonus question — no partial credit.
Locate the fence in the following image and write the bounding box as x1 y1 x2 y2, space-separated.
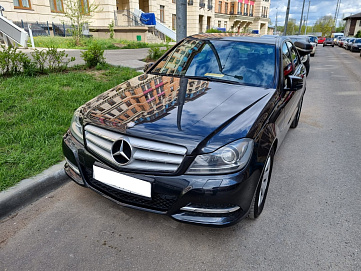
13 20 72 37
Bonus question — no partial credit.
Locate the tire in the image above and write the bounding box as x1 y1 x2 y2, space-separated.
248 149 274 219
290 96 304 128
310 53 315 57
332 45 334 47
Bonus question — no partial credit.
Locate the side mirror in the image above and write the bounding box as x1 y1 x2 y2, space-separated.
285 75 303 91
143 62 154 72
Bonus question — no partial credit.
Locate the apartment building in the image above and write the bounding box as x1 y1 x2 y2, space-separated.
1 0 270 41
214 0 270 35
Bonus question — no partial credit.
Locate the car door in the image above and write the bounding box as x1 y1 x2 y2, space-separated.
277 41 305 143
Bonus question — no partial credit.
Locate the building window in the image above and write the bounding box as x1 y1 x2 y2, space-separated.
218 20 221 28
230 3 234 14
244 4 248 16
249 5 254 16
160 5 165 23
172 0 176 3
13 0 31 9
225 3 228 13
218 1 222 13
238 3 242 14
172 14 176 30
224 21 227 29
49 0 64 13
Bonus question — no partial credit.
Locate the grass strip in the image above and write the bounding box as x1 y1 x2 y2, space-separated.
32 36 168 50
0 66 141 191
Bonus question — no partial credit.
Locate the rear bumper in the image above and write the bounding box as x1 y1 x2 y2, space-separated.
62 131 261 227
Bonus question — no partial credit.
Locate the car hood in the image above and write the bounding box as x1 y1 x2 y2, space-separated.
81 74 275 154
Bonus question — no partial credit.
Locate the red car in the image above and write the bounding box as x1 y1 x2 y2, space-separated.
318 37 326 44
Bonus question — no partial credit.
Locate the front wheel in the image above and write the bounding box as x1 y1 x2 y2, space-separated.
248 149 274 219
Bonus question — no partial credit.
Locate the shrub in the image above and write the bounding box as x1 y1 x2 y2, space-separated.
146 47 168 61
47 46 75 71
31 49 48 73
0 45 32 75
81 42 105 68
108 20 115 39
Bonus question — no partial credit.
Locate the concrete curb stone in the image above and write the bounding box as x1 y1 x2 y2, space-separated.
0 161 69 220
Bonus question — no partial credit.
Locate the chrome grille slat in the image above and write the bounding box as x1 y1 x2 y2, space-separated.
133 149 183 164
85 125 186 173
86 133 113 151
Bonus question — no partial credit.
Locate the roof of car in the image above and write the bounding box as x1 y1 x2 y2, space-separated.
189 33 284 45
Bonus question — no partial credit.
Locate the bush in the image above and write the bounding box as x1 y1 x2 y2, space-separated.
145 47 169 61
81 42 105 68
0 45 75 76
355 30 361 38
0 45 31 75
47 46 75 71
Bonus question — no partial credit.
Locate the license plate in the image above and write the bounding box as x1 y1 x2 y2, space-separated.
93 165 151 198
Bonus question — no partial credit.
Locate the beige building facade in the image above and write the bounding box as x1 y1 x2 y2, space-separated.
1 0 270 41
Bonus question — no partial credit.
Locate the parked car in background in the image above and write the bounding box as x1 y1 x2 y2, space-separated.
323 38 335 47
346 38 356 50
343 38 352 49
62 34 309 226
287 36 312 76
339 37 346 47
318 37 326 44
289 35 316 57
307 35 318 46
350 38 361 52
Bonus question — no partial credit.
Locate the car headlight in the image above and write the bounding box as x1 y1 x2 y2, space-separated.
70 108 83 143
186 139 254 174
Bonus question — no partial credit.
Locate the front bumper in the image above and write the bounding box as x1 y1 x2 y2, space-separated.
62 131 261 227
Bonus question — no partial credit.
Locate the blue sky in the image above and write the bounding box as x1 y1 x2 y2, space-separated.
269 0 361 27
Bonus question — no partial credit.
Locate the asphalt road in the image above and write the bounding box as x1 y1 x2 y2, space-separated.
1 45 361 271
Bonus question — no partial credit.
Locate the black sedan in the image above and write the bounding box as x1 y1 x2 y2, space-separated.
63 34 308 226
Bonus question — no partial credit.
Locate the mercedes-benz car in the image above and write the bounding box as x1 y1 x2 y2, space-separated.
63 34 308 226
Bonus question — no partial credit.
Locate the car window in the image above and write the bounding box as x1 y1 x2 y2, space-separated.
286 41 300 67
152 38 276 87
282 42 292 76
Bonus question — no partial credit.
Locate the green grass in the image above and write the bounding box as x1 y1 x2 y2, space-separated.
32 36 168 50
0 66 141 191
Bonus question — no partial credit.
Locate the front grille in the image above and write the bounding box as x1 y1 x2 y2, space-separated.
85 125 187 173
87 174 176 212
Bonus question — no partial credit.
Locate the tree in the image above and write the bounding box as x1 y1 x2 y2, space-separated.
313 15 334 36
285 19 297 35
63 0 100 45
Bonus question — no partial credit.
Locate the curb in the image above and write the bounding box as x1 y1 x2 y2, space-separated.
0 161 69 220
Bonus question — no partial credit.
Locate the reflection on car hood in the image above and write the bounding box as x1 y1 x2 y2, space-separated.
81 74 275 153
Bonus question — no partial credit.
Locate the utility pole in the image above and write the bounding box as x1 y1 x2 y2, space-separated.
275 8 278 35
283 0 291 36
334 0 341 31
176 0 187 42
304 0 310 34
298 0 306 34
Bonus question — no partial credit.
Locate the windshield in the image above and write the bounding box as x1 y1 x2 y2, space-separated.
152 38 276 87
309 36 317 43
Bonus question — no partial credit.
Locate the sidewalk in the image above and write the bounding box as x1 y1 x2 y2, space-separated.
0 47 150 220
